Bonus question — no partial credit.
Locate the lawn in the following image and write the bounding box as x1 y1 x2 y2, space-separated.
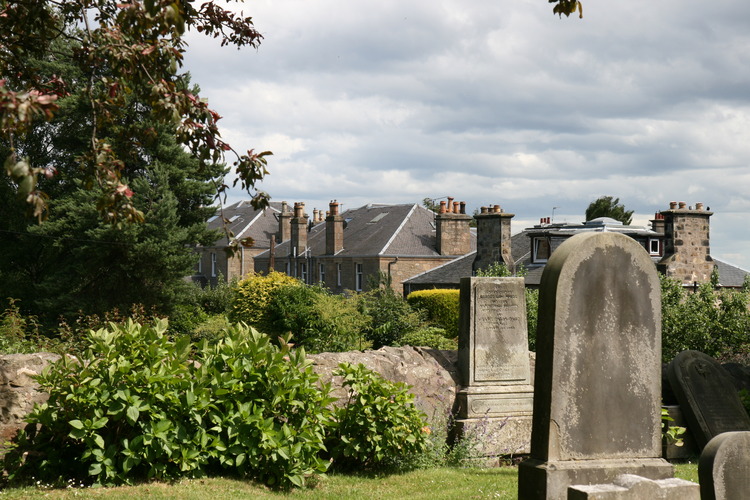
0 463 699 499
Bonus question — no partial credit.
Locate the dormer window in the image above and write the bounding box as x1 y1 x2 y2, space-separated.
533 238 551 263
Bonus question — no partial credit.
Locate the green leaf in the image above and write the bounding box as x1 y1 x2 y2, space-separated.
126 405 140 425
69 419 84 430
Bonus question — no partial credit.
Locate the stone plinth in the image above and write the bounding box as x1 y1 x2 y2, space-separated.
568 474 699 500
455 277 533 455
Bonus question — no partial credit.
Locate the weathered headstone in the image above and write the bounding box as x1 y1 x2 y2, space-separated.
667 350 750 450
568 474 699 500
699 431 750 500
518 232 673 500
454 277 534 456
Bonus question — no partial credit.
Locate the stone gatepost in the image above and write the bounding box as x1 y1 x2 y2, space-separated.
518 232 674 500
453 277 534 456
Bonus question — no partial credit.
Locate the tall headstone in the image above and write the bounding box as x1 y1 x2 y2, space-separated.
518 232 673 500
667 350 750 450
454 277 534 456
699 431 750 500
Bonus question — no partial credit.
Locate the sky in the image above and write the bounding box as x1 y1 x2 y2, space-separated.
182 0 750 270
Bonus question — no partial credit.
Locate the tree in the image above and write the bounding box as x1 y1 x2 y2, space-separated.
0 0 270 247
585 196 634 225
0 37 225 326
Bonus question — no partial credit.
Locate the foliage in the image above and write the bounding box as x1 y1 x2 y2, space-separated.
168 278 236 338
0 54 227 327
265 285 368 353
661 274 750 362
0 298 53 354
661 408 686 448
327 363 430 471
549 0 583 19
358 287 424 348
406 290 460 339
5 321 333 489
230 272 301 328
739 389 750 416
0 0 270 227
584 196 634 225
397 327 458 350
474 262 527 278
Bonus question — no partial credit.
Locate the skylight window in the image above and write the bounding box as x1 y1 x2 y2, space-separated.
369 213 388 223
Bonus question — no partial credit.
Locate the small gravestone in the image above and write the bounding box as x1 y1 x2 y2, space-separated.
667 350 750 450
699 431 750 500
454 277 534 456
518 232 673 500
568 474 699 499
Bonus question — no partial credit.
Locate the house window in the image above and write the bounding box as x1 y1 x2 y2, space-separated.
300 263 307 283
355 263 363 291
337 263 342 286
649 238 661 256
533 238 551 263
210 252 217 277
319 263 325 283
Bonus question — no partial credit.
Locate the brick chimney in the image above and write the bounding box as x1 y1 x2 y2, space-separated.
290 202 309 257
472 203 515 273
277 201 292 243
326 200 344 255
650 212 666 234
656 201 715 285
436 197 472 255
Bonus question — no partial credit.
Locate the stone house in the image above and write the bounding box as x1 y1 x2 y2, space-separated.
403 201 749 294
252 198 476 295
192 200 285 287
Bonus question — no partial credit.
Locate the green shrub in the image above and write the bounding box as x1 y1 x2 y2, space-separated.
6 321 333 489
359 289 423 348
327 363 430 471
406 289 460 338
265 285 368 353
661 274 750 362
525 288 538 351
398 327 457 350
230 272 301 328
189 314 231 343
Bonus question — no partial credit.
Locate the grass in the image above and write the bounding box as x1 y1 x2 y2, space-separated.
0 462 699 499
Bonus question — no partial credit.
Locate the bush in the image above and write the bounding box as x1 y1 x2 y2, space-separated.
406 290 460 338
5 321 333 489
661 274 750 362
398 327 457 350
359 288 423 348
230 272 301 329
0 298 52 354
265 285 368 353
327 363 430 471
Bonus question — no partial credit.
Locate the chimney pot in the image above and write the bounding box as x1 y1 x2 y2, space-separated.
493 205 500 213
669 201 677 209
439 201 447 214
678 201 686 209
453 201 460 213
696 202 704 211
481 206 488 214
460 201 466 215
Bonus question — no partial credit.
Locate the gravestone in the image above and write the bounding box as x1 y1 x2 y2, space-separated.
568 474 699 500
667 350 750 450
518 232 673 500
454 277 534 456
699 431 750 500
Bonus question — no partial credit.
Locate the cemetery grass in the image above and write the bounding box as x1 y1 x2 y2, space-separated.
0 463 699 499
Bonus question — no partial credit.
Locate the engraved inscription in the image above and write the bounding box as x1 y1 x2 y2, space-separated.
472 280 530 383
469 396 534 415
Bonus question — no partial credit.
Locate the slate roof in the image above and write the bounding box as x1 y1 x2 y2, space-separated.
714 259 750 288
258 203 476 259
206 200 284 248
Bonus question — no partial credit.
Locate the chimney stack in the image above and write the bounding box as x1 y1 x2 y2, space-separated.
656 201 714 285
277 201 292 243
290 202 309 257
436 197 472 255
326 200 344 255
472 203 515 273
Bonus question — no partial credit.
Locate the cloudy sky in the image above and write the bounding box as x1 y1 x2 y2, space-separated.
183 0 750 270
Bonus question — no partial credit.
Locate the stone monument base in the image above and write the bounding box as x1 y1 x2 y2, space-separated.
518 457 674 500
451 415 532 456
